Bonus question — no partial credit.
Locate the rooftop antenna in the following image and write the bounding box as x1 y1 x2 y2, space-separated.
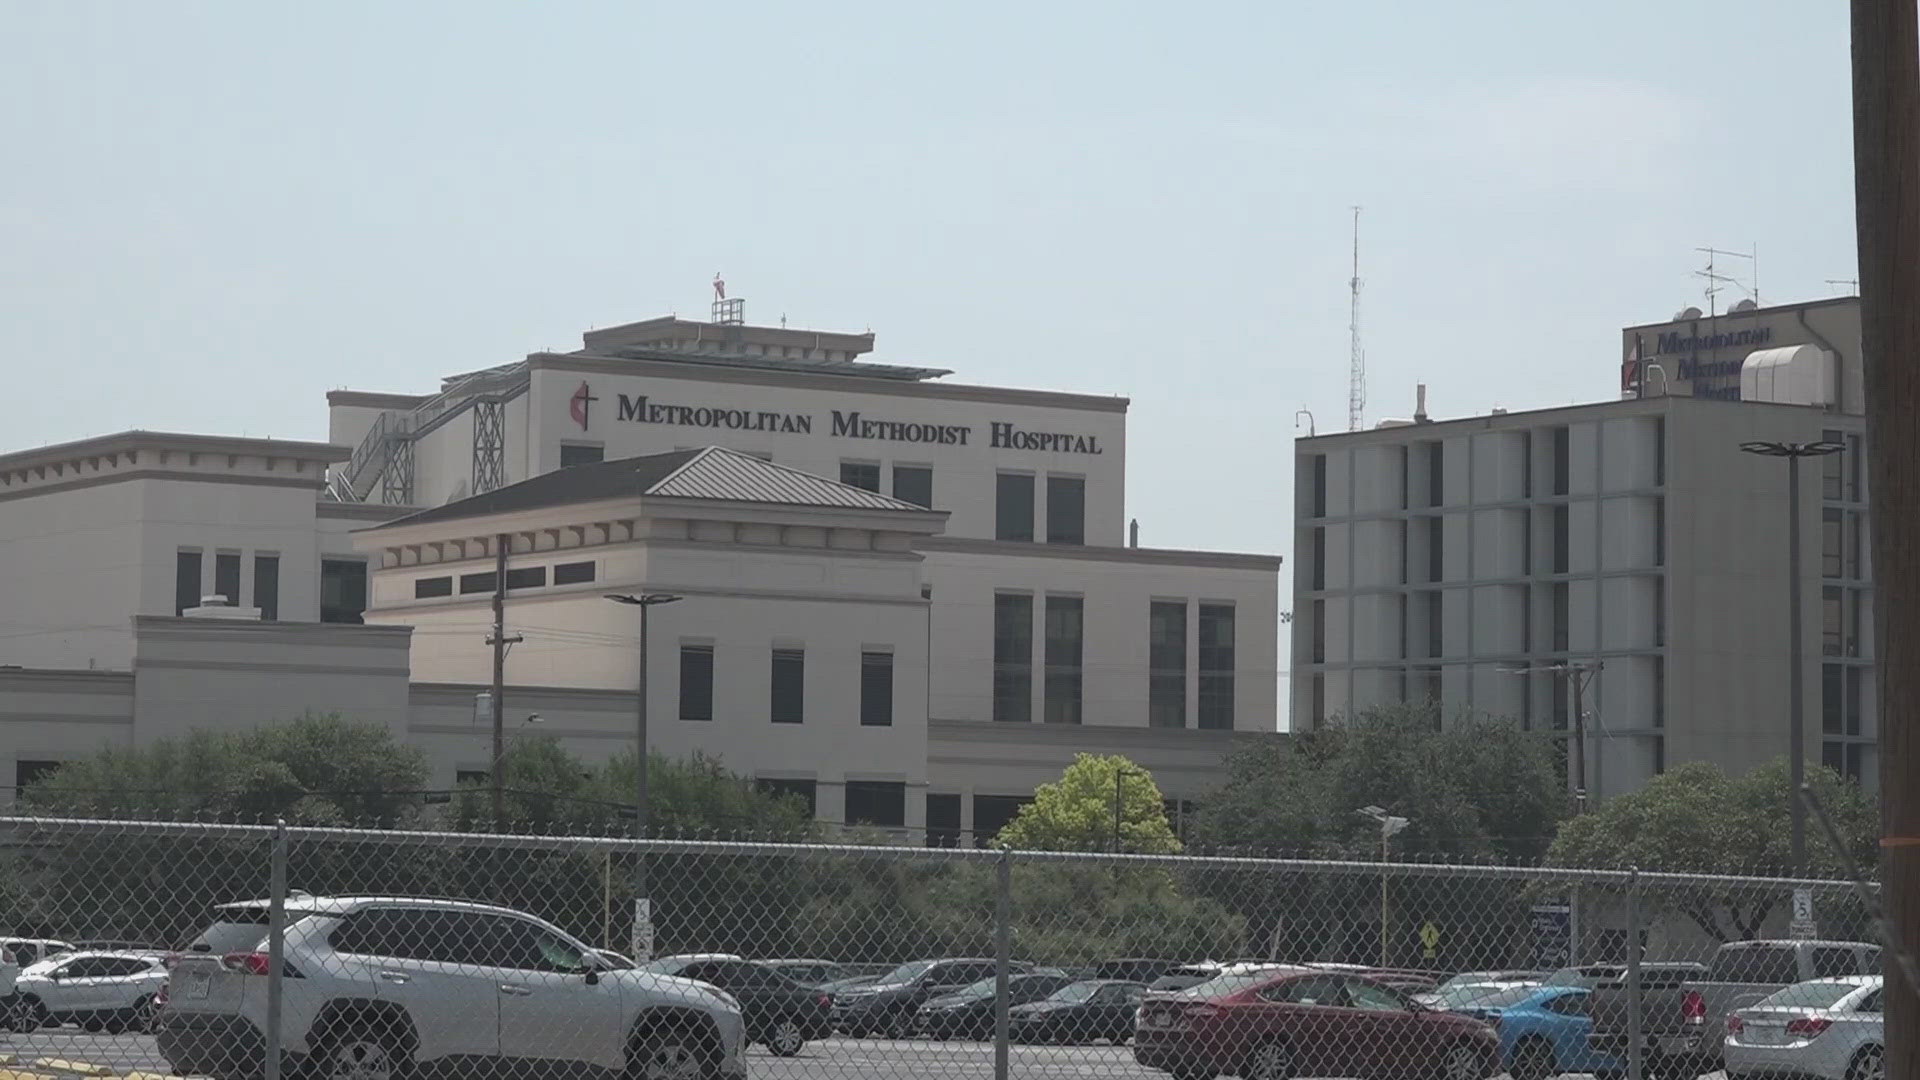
1348 206 1365 432
1826 278 1861 295
1694 246 1756 317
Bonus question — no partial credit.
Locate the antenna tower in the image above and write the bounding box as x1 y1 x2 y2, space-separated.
1694 246 1757 316
1347 206 1365 431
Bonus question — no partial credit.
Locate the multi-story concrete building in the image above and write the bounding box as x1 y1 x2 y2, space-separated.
1292 296 1874 799
0 307 1281 839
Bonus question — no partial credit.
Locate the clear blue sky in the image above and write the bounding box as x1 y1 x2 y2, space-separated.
2 1 1856 568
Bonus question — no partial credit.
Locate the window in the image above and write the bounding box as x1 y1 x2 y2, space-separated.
483 915 590 973
1543 993 1590 1017
845 780 906 828
1149 601 1187 729
1311 600 1326 663
1427 442 1444 507
1198 603 1235 729
861 651 894 727
1707 944 1800 985
1310 674 1326 726
1046 475 1086 545
1552 426 1571 495
770 648 805 724
1397 446 1410 510
1522 431 1534 497
559 443 604 468
1847 666 1863 735
1812 947 1865 979
252 555 280 620
1310 454 1328 518
1427 516 1444 583
1552 505 1570 574
504 566 546 590
1848 433 1865 501
679 645 714 721
839 461 881 493
1653 417 1666 487
973 794 1032 842
1261 976 1348 1006
926 793 962 847
1654 498 1666 567
993 594 1033 723
320 559 367 624
1346 980 1410 1012
553 561 595 585
1859 988 1883 1014
1424 590 1442 658
755 778 816 817
14 760 61 791
1824 664 1844 735
1845 512 1863 579
175 550 201 615
1551 582 1570 652
1823 429 1845 500
456 768 489 786
414 576 453 599
1043 596 1084 724
1311 528 1326 591
995 473 1035 542
892 465 933 509
459 571 497 595
1823 509 1844 578
212 552 241 607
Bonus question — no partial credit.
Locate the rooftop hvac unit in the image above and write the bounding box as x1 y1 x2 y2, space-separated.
1739 344 1835 407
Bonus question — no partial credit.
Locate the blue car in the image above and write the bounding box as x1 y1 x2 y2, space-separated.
1453 985 1623 1080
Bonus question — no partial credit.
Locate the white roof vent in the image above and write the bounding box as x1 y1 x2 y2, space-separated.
1674 306 1704 321
1730 298 1759 313
1740 344 1835 407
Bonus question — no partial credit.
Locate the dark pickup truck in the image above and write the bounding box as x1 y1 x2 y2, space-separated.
1589 940 1881 1078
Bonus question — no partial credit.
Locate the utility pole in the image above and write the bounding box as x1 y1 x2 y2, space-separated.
489 534 508 829
605 592 681 961
1570 669 1590 815
1850 3 1920 1076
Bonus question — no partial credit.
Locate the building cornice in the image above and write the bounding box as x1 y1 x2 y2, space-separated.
918 536 1281 571
326 390 432 410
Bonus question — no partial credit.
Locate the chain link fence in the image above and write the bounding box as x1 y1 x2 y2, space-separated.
0 816 1878 1080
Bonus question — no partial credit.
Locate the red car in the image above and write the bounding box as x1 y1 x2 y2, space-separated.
1133 965 1498 1080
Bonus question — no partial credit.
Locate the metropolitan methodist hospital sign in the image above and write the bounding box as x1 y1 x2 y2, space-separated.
573 383 1107 455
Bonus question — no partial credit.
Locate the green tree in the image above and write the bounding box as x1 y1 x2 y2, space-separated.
998 753 1180 853
1547 759 1877 941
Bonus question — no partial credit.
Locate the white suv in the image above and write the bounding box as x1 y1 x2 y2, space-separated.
9 951 169 1033
158 897 747 1080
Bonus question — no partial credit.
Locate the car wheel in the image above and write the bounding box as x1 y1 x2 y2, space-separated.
1440 1041 1486 1080
312 1023 408 1080
1849 1046 1885 1080
14 997 49 1032
1247 1040 1292 1080
766 1018 806 1057
132 994 159 1034
81 1016 106 1033
885 1010 914 1040
629 1026 710 1080
1511 1037 1557 1080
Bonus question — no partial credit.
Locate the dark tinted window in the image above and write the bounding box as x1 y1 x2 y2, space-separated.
861 651 894 726
680 645 714 721
504 566 546 590
213 552 240 607
771 648 805 724
103 957 155 977
926 792 961 847
415 576 453 599
459 571 496 595
1043 596 1083 724
1858 988 1882 1013
553 561 595 585
253 555 280 620
1150 601 1186 728
15 759 62 791
993 593 1033 722
1046 475 1085 544
1345 980 1409 1011
175 551 201 615
845 780 905 827
559 443 604 468
996 473 1035 541
484 917 589 973
1260 976 1347 1006
1709 945 1799 984
893 465 932 509
1197 604 1235 729
320 560 367 624
1813 948 1863 978
839 461 880 493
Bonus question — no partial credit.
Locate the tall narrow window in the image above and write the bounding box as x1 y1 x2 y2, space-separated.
1823 663 1844 735
1197 604 1236 729
1521 430 1534 497
892 465 933 509
1311 455 1328 518
1311 528 1327 591
1043 596 1084 724
174 550 202 615
925 793 962 848
839 462 881 493
1552 426 1571 496
320 560 367 625
1427 442 1445 507
992 594 1034 722
1552 505 1570 574
679 645 714 722
1552 582 1570 652
861 651 894 727
213 552 241 607
1425 590 1442 658
1427 517 1444 583
1654 498 1666 567
1653 417 1666 487
770 648 805 724
996 473 1035 542
1046 476 1086 545
1823 509 1844 578
1148 601 1186 728
1823 587 1844 657
253 555 280 620
1310 599 1327 663
1823 429 1845 500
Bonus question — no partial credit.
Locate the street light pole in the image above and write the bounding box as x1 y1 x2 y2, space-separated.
1740 440 1844 873
605 592 681 960
1356 806 1408 969
1112 765 1143 853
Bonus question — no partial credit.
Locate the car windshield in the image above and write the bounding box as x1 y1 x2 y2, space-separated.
876 960 937 985
185 905 317 956
1450 985 1539 1009
1757 981 1861 1010
636 959 688 975
945 977 997 1000
1049 981 1102 1003
1173 970 1280 999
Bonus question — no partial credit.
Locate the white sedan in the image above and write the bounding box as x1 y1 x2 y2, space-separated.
1725 975 1882 1080
10 951 169 1034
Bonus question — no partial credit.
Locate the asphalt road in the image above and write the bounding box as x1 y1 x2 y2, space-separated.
0 1029 1736 1080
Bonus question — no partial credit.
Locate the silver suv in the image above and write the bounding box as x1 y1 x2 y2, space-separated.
158 897 747 1080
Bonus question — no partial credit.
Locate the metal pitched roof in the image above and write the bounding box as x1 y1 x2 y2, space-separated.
649 447 929 511
373 447 927 531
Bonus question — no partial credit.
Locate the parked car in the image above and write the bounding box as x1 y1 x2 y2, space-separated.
1009 979 1148 1045
1438 969 1545 990
831 958 1029 1038
1 938 76 968
820 972 881 996
637 955 833 1056
591 949 635 970
158 896 749 1080
1591 941 1878 1077
1092 959 1178 984
917 971 1074 1039
1451 984 1622 1080
1724 976 1882 1080
763 959 854 990
1416 980 1542 1012
1544 960 1706 989
1133 966 1498 1080
1147 961 1281 994
9 951 169 1034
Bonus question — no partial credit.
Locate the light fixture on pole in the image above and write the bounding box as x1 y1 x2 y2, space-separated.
1739 439 1844 874
604 592 681 961
1499 662 1603 815
1355 805 1410 968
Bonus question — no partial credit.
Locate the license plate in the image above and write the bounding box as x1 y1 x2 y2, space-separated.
1151 1013 1171 1028
186 973 211 999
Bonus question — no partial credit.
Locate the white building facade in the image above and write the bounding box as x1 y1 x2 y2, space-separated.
1294 297 1875 800
0 312 1281 838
